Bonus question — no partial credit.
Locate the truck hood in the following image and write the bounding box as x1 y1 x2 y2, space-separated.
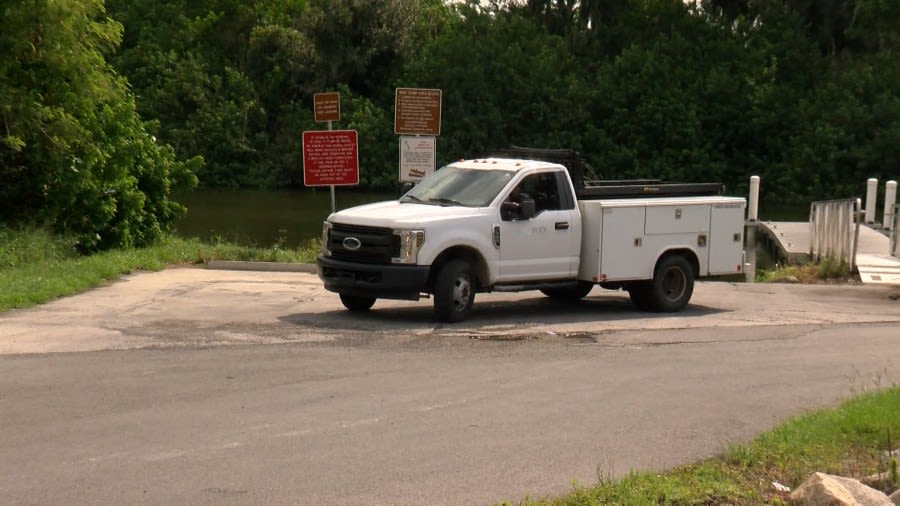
329 200 489 228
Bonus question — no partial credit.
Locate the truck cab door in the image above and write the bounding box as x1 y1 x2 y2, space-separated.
496 171 580 282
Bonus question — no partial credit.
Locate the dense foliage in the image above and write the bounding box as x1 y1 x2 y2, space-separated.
105 0 444 189
2 0 898 250
0 0 199 251
103 0 897 201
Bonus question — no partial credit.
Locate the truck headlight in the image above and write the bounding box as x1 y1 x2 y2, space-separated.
392 229 425 264
322 222 333 256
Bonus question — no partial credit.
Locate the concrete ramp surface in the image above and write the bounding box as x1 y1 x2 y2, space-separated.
759 221 900 286
857 253 900 285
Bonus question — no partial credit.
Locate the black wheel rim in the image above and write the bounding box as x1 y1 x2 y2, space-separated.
661 266 686 302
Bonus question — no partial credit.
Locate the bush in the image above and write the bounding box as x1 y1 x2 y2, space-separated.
0 0 199 252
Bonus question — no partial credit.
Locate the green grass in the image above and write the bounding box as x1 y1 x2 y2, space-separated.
757 256 856 284
0 226 319 312
510 386 900 505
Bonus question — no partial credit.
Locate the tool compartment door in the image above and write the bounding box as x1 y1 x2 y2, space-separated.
645 205 710 235
708 203 745 274
599 206 652 280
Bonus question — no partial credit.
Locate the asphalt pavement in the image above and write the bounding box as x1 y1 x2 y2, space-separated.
1 266 898 505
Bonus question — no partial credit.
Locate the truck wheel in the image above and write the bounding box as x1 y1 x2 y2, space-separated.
434 259 475 322
541 282 593 301
339 294 376 312
627 283 653 311
647 255 694 312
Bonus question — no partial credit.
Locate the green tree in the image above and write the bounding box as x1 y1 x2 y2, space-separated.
702 0 900 55
106 0 449 189
0 0 198 251
95 0 897 206
776 56 900 200
109 0 266 188
402 4 578 163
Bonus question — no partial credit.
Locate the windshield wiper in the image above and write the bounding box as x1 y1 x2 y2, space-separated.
401 194 425 203
426 197 464 206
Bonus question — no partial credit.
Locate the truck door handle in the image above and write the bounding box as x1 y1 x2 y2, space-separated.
555 222 569 230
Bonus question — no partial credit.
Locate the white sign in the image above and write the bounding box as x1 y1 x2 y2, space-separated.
399 136 436 182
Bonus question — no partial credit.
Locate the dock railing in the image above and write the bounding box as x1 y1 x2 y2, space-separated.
809 198 862 271
892 204 899 258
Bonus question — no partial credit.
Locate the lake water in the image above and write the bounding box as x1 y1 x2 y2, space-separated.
173 189 395 248
173 188 808 250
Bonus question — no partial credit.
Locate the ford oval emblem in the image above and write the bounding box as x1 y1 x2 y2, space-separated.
342 236 362 251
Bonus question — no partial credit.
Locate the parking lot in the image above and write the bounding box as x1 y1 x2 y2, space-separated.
2 267 899 355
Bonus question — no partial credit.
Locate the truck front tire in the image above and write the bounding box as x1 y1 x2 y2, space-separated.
434 259 475 322
339 294 376 312
646 254 694 312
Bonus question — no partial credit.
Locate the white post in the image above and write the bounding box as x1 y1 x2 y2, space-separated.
883 180 897 230
748 175 760 222
745 175 759 283
864 178 878 224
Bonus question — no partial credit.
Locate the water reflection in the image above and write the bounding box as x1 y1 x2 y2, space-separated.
173 190 808 252
173 188 395 248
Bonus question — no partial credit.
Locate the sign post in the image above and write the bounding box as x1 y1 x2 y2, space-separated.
394 88 442 186
309 92 346 213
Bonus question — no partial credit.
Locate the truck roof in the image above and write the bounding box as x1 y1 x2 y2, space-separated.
450 158 563 172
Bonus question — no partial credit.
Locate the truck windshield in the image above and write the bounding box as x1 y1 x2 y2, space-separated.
399 166 514 207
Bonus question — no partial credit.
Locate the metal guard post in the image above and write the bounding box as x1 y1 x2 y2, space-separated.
808 198 860 272
892 203 900 259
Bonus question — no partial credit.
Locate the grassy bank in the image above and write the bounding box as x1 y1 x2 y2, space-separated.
513 386 899 505
0 226 319 312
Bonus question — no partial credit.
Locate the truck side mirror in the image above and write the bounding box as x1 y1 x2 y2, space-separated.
501 197 537 221
500 201 519 220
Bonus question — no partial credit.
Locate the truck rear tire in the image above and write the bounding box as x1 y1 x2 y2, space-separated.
339 294 376 312
540 282 593 301
646 254 694 312
434 259 475 322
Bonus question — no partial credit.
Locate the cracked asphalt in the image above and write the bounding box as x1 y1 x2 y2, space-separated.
1 267 899 505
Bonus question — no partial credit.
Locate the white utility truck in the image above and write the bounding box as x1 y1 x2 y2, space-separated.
317 148 746 322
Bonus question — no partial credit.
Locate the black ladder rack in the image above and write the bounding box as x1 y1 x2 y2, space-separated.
490 146 725 199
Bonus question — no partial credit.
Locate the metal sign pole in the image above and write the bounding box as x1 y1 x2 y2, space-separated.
310 92 348 213
328 120 335 214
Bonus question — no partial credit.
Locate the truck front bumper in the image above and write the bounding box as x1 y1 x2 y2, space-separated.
317 255 430 301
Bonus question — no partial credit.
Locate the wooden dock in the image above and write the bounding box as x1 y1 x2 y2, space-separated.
757 221 900 285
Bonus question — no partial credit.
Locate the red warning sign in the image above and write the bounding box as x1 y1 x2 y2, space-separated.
302 130 359 186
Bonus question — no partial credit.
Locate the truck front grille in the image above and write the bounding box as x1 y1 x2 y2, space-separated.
327 224 399 264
